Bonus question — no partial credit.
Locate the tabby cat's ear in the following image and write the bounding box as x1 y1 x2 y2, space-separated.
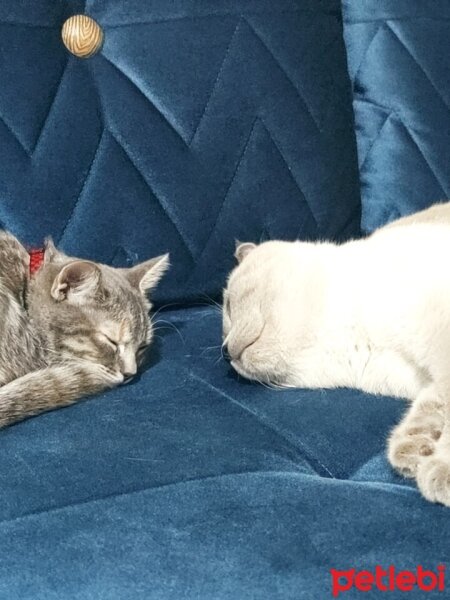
51 261 101 302
234 241 256 263
124 254 170 295
44 237 67 264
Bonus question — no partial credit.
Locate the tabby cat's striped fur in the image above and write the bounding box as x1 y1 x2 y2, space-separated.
0 231 168 427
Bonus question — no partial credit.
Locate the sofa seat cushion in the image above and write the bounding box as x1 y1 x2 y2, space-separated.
0 306 448 599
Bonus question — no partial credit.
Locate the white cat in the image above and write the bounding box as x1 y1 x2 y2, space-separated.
223 204 450 507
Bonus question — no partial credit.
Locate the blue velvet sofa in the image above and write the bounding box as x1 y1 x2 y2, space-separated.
1 1 449 598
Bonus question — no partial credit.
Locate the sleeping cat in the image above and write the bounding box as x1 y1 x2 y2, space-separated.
0 231 168 427
222 204 450 507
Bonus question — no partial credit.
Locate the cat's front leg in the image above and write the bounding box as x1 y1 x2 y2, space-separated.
416 452 450 506
0 363 122 428
411 342 450 506
387 385 444 478
416 408 450 507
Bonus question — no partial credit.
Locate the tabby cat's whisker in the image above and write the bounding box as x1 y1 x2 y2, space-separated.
152 319 185 343
151 302 181 320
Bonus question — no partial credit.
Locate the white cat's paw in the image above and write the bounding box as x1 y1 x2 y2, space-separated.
417 457 450 506
387 427 436 478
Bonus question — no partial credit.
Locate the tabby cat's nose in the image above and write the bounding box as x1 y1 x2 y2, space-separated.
123 369 137 380
121 355 137 379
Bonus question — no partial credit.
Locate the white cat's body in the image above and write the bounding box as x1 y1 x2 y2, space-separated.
225 226 450 396
223 208 450 507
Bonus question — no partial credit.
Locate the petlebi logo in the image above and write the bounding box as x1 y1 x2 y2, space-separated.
330 565 446 596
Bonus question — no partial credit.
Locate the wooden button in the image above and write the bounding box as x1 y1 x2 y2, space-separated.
62 15 103 58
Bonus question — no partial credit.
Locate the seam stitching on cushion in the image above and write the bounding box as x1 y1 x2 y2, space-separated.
58 130 105 244
0 112 29 156
354 96 396 114
189 19 240 146
244 17 322 133
386 22 450 114
346 454 384 482
32 59 68 155
356 102 449 198
401 123 449 197
189 371 335 478
15 453 42 485
357 111 391 174
108 128 196 260
351 23 384 85
195 116 258 262
0 470 322 526
0 21 55 28
259 117 319 230
104 10 340 28
345 17 450 25
102 55 189 146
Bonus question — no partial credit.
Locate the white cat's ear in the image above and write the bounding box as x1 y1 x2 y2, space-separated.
124 254 170 294
51 261 101 302
235 241 256 263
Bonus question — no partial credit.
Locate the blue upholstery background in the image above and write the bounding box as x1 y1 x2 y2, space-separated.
1 1 450 599
0 0 360 303
343 0 450 232
0 310 449 599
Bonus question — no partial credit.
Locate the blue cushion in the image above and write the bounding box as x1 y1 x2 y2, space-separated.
0 307 448 599
343 0 450 232
0 0 360 302
4 1 450 598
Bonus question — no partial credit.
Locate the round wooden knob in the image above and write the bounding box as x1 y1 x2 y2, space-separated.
61 15 103 58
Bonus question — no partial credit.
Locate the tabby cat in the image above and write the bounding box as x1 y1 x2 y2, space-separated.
0 231 168 427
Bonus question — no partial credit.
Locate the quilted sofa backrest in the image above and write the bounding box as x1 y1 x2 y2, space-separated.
343 0 450 233
0 0 361 303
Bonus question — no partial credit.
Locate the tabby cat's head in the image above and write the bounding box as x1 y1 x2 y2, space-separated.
29 240 169 384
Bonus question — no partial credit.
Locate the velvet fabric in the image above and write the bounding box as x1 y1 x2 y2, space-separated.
0 307 450 600
343 0 450 232
1 1 449 599
1 307 449 600
0 0 360 303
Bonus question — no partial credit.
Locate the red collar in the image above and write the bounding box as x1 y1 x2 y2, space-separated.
29 248 45 276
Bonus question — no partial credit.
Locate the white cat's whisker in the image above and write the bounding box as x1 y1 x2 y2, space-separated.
200 294 223 311
200 344 222 357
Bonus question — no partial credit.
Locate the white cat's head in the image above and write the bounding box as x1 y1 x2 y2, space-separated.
223 241 294 387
